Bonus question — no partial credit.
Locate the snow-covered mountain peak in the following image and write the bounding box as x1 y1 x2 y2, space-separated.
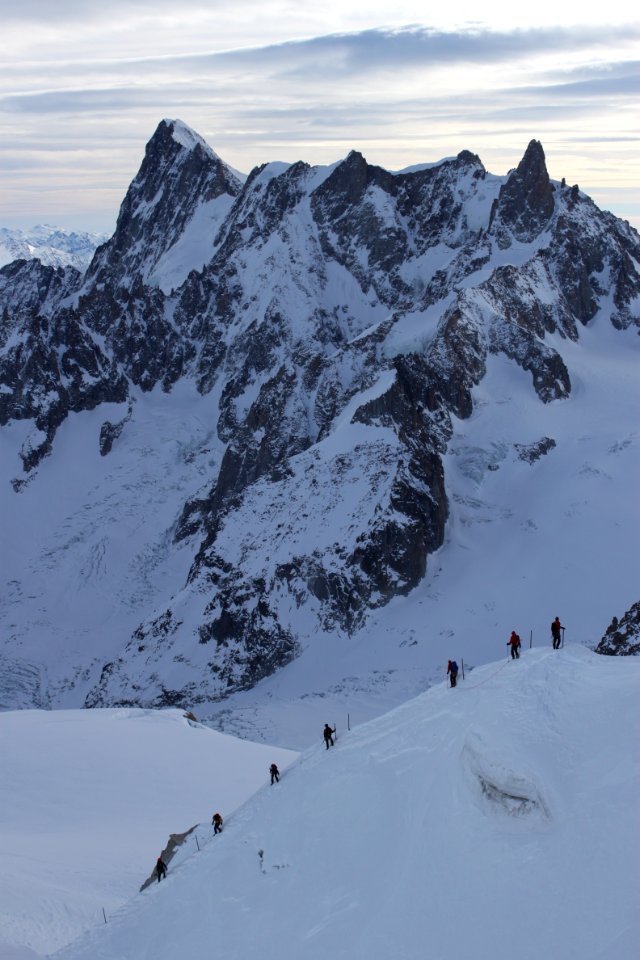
81 118 244 295
162 117 217 157
1 119 638 726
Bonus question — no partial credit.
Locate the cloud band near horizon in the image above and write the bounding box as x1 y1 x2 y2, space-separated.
1 21 638 231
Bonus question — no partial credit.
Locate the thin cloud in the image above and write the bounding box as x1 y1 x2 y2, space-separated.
6 24 639 78
0 0 229 23
261 24 640 76
0 21 638 229
517 73 640 99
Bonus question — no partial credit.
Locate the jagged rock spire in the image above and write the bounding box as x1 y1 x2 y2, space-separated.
490 139 555 243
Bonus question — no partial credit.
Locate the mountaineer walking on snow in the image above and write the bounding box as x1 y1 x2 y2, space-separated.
212 812 223 834
323 724 336 749
551 617 564 649
270 763 280 784
447 660 459 688
507 631 521 659
156 857 167 882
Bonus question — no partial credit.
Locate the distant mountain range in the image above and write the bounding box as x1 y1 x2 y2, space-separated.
1 119 638 729
0 224 107 271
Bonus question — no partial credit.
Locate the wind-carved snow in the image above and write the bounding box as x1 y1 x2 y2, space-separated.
463 731 551 821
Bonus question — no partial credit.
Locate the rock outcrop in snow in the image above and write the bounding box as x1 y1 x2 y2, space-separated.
596 601 640 656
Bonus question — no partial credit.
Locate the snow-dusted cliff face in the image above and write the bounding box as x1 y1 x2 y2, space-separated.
597 601 640 656
1 120 639 719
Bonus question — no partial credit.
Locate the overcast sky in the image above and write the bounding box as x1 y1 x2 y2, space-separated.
1 1 638 232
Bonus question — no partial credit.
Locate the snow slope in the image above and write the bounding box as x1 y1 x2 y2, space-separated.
0 708 296 957
51 647 640 960
0 380 224 709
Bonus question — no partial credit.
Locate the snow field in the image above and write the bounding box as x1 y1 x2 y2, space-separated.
0 708 297 956
52 648 640 960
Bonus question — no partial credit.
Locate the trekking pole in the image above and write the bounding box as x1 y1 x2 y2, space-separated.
561 626 565 648
461 658 465 681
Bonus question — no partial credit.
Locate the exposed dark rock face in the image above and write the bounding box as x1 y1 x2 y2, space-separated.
0 259 128 471
0 258 79 320
2 123 639 708
490 140 555 244
596 602 640 656
311 149 487 306
514 438 556 463
351 353 451 597
99 403 133 456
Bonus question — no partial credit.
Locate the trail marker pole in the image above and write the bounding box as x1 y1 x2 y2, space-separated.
461 659 465 681
347 713 350 731
530 630 533 649
102 908 107 924
195 835 200 851
561 626 565 648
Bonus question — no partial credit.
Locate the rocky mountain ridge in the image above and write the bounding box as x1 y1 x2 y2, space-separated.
1 119 638 713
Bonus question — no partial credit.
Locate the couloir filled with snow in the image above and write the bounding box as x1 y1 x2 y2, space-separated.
40 646 639 960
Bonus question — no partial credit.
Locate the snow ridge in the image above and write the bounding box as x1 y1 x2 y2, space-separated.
49 648 640 960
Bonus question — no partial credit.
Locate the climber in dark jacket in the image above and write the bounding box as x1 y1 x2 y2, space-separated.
447 660 459 687
156 857 167 882
270 762 280 784
323 724 336 749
